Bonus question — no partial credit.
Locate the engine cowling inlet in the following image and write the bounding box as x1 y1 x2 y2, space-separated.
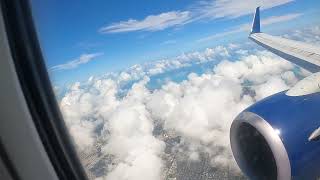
230 91 320 180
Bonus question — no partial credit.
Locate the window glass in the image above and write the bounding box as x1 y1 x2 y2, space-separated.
30 1 319 179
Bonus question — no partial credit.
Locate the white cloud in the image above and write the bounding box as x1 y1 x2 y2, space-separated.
253 76 290 100
118 72 131 82
260 13 302 26
193 0 294 19
197 13 302 42
105 46 230 83
102 78 165 180
50 53 103 71
283 26 320 46
99 0 293 34
99 11 191 33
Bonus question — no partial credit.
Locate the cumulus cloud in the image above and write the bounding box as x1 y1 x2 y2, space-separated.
101 78 165 180
101 46 231 84
99 11 191 33
59 79 119 151
50 53 103 71
145 51 297 172
197 13 303 42
58 44 309 179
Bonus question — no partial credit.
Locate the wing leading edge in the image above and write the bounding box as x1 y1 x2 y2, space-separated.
249 7 320 73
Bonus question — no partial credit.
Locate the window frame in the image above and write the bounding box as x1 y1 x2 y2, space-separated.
0 0 88 179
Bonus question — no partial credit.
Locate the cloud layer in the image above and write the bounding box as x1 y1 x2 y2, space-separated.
58 42 310 179
94 45 230 86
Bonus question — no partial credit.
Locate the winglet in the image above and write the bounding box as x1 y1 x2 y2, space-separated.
251 7 261 34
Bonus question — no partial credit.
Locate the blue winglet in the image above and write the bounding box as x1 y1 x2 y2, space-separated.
251 7 261 34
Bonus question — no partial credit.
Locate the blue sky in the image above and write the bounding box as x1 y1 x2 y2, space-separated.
30 0 320 87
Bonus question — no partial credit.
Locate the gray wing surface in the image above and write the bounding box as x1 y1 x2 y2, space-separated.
249 7 320 73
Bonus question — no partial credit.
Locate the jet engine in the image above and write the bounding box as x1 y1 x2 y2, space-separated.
230 89 320 179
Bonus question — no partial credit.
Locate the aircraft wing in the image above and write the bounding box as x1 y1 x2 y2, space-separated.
249 7 320 73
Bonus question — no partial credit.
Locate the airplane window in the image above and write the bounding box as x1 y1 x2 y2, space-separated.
29 0 320 179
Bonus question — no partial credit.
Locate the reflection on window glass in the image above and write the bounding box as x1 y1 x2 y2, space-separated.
30 0 319 179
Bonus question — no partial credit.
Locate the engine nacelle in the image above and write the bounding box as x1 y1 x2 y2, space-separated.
230 91 320 180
